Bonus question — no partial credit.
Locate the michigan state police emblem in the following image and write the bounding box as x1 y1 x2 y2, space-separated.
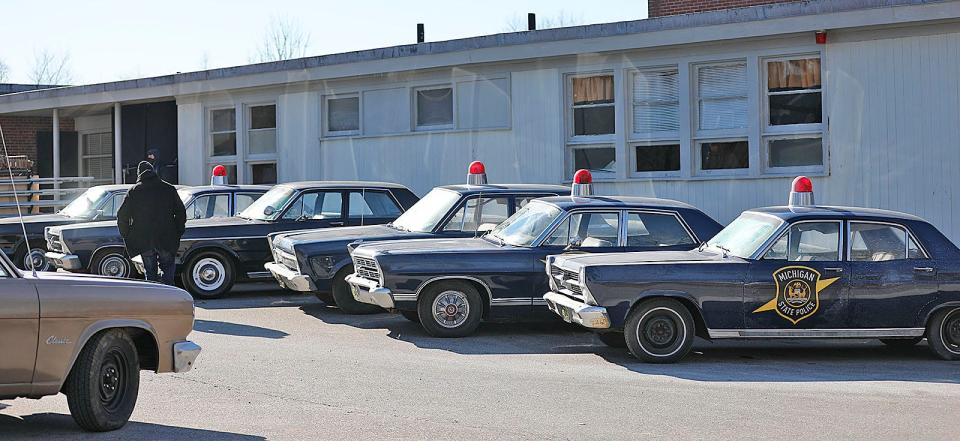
753 266 839 325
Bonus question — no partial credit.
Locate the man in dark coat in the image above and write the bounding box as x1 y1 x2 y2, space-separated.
117 161 186 285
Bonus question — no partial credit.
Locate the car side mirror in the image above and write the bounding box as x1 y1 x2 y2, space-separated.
477 223 497 234
564 237 583 251
92 209 104 221
263 206 276 216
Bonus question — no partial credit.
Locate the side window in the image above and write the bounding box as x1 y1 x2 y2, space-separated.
763 221 840 261
100 193 125 218
849 222 924 261
443 197 510 232
234 193 261 215
189 194 231 220
283 192 343 220
348 191 403 218
626 212 695 247
545 212 620 248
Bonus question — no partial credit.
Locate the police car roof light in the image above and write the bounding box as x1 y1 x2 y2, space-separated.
211 164 228 185
571 169 593 197
788 175 814 206
467 161 488 185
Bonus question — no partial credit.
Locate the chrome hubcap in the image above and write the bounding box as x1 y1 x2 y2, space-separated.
100 255 129 278
432 290 469 329
192 257 225 291
24 248 48 271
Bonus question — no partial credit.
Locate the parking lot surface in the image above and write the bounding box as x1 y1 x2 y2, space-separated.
3 286 959 440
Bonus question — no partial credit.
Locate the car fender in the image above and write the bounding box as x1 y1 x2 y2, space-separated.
919 300 960 328
414 275 494 315
55 319 159 391
179 241 242 266
613 289 707 335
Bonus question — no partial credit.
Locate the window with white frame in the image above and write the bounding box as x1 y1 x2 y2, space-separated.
567 73 616 177
246 104 278 184
763 56 824 171
695 62 749 173
209 108 237 157
415 86 454 128
206 103 278 184
326 95 360 135
81 132 114 185
631 68 680 174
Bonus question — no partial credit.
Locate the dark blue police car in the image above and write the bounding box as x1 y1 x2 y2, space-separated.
346 170 724 337
544 177 960 362
265 162 567 313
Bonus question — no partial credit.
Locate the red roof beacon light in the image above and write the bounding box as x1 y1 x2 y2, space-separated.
467 161 488 185
211 164 228 186
815 30 827 45
571 169 593 197
788 175 814 207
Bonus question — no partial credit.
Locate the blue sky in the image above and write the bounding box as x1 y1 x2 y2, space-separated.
0 0 647 84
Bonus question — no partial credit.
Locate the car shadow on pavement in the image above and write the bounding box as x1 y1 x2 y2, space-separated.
0 412 264 440
299 302 603 355
194 288 315 311
598 338 960 384
193 319 290 339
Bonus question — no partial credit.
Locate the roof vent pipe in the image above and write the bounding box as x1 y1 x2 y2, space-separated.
528 13 536 31
417 23 425 43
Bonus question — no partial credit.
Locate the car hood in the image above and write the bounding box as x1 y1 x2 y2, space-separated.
552 249 739 272
54 219 117 233
355 236 503 257
0 213 74 231
274 224 427 253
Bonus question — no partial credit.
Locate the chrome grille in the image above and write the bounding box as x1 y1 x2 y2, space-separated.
353 256 381 282
275 248 299 272
551 265 584 299
46 231 63 252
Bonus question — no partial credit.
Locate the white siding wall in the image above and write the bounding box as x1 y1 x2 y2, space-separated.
177 101 205 185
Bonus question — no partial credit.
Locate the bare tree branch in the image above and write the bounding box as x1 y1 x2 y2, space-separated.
0 59 9 82
29 49 73 85
503 11 584 32
250 16 311 63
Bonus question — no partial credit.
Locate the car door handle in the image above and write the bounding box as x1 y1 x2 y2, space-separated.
329 221 344 227
824 267 844 273
913 267 935 273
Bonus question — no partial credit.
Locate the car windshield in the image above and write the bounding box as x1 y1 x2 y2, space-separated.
390 188 461 233
59 187 111 218
707 212 783 259
239 186 296 221
488 201 562 247
177 189 194 204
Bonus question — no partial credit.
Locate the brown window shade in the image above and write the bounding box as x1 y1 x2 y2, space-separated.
573 76 614 105
767 58 821 91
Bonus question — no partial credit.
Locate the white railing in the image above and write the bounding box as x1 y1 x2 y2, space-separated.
0 176 96 215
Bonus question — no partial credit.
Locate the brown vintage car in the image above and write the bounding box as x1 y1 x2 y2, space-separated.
0 251 200 432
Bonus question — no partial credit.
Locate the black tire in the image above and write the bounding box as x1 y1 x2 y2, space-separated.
91 249 132 279
927 307 960 361
181 250 235 299
880 337 923 348
597 332 627 348
624 298 695 363
63 329 140 432
314 291 335 305
331 266 383 315
417 280 483 338
400 310 419 322
14 243 50 272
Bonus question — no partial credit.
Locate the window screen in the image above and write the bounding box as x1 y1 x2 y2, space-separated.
416 88 453 127
698 63 748 131
328 97 360 132
633 69 679 134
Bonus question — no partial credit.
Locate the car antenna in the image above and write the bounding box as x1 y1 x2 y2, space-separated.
0 120 37 276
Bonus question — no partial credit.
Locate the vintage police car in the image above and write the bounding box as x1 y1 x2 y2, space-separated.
544 177 960 362
44 184 269 279
135 181 418 298
265 162 566 314
346 170 724 337
0 184 131 271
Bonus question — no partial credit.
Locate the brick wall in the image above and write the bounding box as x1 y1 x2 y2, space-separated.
649 0 800 17
0 116 75 163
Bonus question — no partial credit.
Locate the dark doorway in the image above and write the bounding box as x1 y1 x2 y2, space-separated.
120 101 178 184
36 131 80 179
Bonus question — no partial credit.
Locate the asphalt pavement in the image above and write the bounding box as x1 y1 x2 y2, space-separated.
3 286 959 440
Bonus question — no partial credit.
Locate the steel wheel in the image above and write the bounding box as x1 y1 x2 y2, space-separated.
624 299 695 363
98 349 130 413
23 247 49 271
432 290 470 329
97 254 130 278
943 309 960 354
192 257 226 292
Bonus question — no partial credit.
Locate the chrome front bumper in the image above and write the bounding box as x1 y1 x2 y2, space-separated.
345 274 395 309
173 341 201 373
44 251 82 270
264 262 316 292
131 255 145 274
543 292 611 329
